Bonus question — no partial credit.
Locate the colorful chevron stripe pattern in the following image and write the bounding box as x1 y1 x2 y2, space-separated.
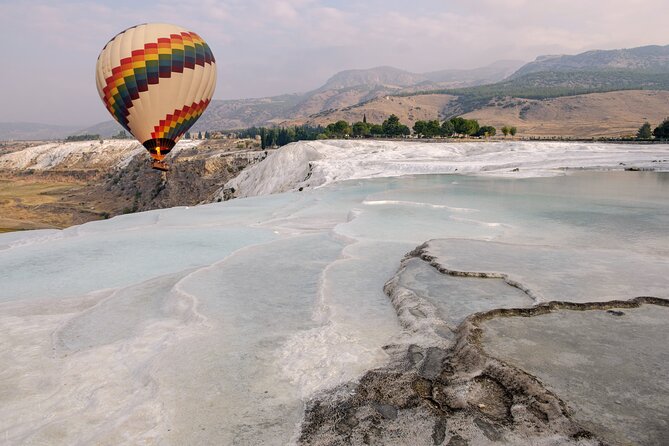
97 24 217 167
152 99 211 141
101 31 215 130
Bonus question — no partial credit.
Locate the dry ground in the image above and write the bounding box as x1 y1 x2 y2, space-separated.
463 90 669 138
0 175 103 231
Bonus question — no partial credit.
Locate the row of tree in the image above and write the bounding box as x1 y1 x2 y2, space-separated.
328 115 411 138
184 131 211 139
637 118 669 139
234 115 511 148
412 117 510 138
65 133 101 141
235 115 414 148
236 125 326 149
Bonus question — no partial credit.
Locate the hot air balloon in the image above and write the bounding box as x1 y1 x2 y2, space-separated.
96 23 216 171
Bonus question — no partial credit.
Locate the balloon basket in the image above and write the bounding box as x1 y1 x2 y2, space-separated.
151 160 170 172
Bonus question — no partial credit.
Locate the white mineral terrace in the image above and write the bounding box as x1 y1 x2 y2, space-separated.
0 141 667 444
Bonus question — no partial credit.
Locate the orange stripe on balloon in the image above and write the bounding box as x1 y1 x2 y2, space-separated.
151 99 211 141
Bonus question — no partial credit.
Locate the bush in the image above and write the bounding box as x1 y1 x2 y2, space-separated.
653 118 669 139
637 122 652 139
477 126 496 137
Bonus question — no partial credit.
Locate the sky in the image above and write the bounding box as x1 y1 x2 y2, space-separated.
1 0 668 126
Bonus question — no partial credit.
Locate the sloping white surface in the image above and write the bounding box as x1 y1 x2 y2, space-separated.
1 164 667 443
0 139 203 171
224 140 669 198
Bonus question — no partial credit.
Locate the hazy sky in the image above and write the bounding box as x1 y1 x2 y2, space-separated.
1 0 668 126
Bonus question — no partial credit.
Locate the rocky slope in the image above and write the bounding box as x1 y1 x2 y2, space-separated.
0 138 267 230
96 140 268 214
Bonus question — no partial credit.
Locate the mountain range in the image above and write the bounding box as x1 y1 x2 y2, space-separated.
0 60 523 140
509 45 669 79
2 44 669 140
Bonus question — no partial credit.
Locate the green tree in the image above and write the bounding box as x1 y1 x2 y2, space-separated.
352 121 371 137
509 126 517 136
382 114 401 135
637 122 652 139
326 120 351 138
450 117 468 135
261 128 277 147
441 120 455 137
413 120 427 137
363 114 367 124
465 119 480 136
204 131 211 139
424 120 442 138
501 126 510 136
449 117 479 136
185 131 191 139
277 128 289 146
653 118 669 139
370 124 384 136
476 126 496 137
382 114 410 137
198 131 203 139
416 120 441 138
335 120 351 136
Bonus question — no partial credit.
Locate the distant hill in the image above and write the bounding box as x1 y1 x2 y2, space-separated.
0 120 125 141
282 94 459 127
437 70 669 115
509 45 669 79
319 66 426 90
191 61 523 131
0 122 79 141
76 120 125 138
462 90 669 138
404 45 669 116
201 45 669 130
424 60 524 85
293 46 669 137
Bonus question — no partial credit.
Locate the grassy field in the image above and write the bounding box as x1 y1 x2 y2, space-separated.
0 177 95 231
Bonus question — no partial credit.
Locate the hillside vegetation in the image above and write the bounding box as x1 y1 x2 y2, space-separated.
407 71 669 116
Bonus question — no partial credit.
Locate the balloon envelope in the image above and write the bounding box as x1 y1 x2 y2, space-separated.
96 23 216 166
